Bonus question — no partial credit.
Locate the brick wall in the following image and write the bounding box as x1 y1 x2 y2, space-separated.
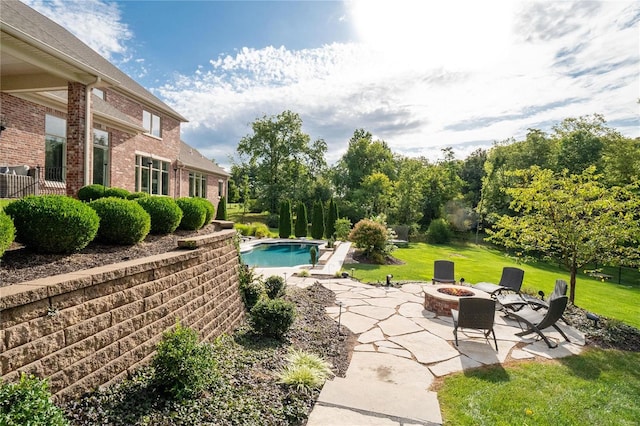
0 228 244 400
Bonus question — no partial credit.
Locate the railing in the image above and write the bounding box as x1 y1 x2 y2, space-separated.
0 166 66 198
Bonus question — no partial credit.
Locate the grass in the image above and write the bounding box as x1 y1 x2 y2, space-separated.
348 242 640 329
437 348 640 425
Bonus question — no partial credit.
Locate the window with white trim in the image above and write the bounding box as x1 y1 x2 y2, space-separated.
218 180 224 197
189 172 207 197
92 88 104 100
135 155 169 195
142 110 161 138
93 128 109 186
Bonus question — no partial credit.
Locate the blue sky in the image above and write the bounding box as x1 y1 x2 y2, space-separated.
23 0 640 170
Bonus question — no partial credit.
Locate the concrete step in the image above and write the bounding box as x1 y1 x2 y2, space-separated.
309 377 442 425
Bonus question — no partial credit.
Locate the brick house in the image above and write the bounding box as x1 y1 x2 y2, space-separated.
0 0 228 207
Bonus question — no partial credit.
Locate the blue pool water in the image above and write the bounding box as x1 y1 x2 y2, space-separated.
241 242 320 267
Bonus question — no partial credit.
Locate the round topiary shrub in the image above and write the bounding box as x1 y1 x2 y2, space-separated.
127 192 149 200
249 298 296 339
176 197 207 230
0 209 16 258
5 195 99 253
77 184 106 201
89 197 151 245
348 219 387 258
103 187 130 199
194 198 215 225
240 279 265 310
264 275 286 299
136 197 182 234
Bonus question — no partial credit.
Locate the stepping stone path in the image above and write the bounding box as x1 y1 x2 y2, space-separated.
287 277 587 426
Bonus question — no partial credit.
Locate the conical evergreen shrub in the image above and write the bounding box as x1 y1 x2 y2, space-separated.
215 197 227 220
326 198 338 239
294 201 308 238
279 200 292 238
311 201 324 239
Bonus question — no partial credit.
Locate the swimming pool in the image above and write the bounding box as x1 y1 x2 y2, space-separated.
241 242 320 268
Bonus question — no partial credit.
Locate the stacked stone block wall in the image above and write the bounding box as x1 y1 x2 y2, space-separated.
0 229 244 400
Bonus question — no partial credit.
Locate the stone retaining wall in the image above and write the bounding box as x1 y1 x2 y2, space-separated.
0 229 244 399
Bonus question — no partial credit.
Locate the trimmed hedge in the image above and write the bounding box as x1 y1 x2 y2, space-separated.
89 197 151 245
264 275 285 299
126 192 149 200
294 202 308 238
194 198 215 225
176 198 207 230
249 298 296 339
5 195 99 254
326 198 338 239
0 210 15 258
77 184 106 202
136 197 183 234
311 201 324 240
103 187 130 199
279 200 292 238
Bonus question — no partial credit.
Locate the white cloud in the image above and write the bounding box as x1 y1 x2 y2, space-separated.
21 0 133 63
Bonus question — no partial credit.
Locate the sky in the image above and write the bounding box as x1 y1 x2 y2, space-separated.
22 0 640 170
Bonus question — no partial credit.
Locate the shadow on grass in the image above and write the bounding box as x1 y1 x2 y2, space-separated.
462 364 511 383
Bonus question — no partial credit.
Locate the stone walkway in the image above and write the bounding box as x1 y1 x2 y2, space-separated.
284 277 587 426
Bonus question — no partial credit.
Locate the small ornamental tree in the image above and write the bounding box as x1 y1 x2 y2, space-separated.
215 197 227 220
294 201 308 238
326 198 338 239
279 200 292 238
311 201 325 239
348 218 388 261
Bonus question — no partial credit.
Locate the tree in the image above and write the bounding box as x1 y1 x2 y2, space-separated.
393 157 427 225
294 201 308 238
311 201 325 239
326 198 338 239
487 166 640 303
236 111 327 213
278 200 292 238
360 172 394 217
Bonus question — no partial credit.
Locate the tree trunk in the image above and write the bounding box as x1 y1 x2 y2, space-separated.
569 262 577 303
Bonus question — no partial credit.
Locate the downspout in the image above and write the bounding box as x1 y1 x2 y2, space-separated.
84 77 101 185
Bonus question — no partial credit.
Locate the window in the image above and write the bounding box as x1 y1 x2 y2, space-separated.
189 172 207 198
142 110 161 138
92 88 104 100
218 180 224 197
135 155 169 195
93 128 109 186
45 115 66 182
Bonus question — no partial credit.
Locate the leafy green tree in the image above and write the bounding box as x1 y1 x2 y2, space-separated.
602 135 640 186
419 149 464 227
236 110 327 213
393 157 427 225
488 166 640 303
279 200 292 238
361 172 394 217
294 201 308 238
326 198 338 239
458 148 487 208
311 201 325 239
552 114 609 174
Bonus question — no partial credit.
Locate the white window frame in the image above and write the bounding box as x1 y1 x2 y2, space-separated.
189 171 207 198
135 155 169 195
142 110 161 138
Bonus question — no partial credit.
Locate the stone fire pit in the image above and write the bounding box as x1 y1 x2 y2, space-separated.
423 284 491 316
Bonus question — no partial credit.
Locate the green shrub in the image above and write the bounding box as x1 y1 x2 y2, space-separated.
152 322 218 400
0 373 68 426
136 197 182 234
427 218 453 244
349 219 388 259
77 184 106 201
89 197 151 245
294 201 308 238
310 246 318 267
252 222 270 238
235 223 251 236
279 200 292 238
215 197 227 220
264 275 286 299
103 187 130 199
194 198 215 225
126 192 149 200
266 213 279 229
5 195 99 253
0 210 15 258
311 201 324 239
176 197 207 230
249 298 296 339
334 218 351 241
239 266 264 310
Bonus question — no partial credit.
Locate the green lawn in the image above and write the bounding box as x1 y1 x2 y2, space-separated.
438 348 640 425
348 242 640 329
